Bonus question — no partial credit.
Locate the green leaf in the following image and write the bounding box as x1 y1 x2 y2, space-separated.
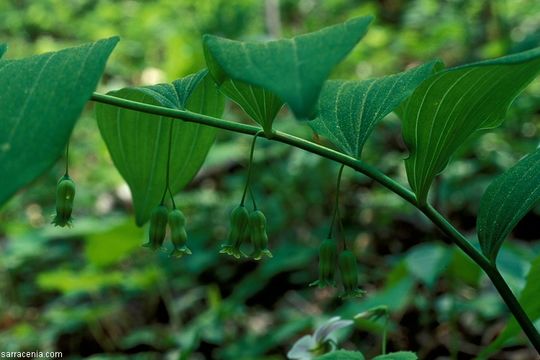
85 220 144 267
405 243 452 288
0 44 6 58
401 47 540 204
317 350 366 360
95 70 224 225
311 61 440 158
373 351 418 360
220 80 283 137
478 148 540 262
0 37 118 207
204 43 283 137
478 253 540 359
203 16 372 120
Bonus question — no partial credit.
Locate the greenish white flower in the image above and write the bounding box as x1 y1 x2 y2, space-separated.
287 316 353 360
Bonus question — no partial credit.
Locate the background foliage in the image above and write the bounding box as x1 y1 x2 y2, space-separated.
1 0 539 359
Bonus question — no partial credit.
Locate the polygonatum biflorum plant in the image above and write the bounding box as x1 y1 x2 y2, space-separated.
1 15 540 358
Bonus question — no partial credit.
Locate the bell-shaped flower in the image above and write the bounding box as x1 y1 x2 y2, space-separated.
220 205 250 258
143 204 168 251
52 175 76 227
169 209 192 257
249 210 272 260
310 238 337 288
338 250 366 299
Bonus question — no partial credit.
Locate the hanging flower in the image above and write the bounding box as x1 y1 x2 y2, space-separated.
310 238 338 288
249 210 272 260
169 208 192 257
220 205 250 258
338 250 366 299
52 175 76 227
143 204 168 251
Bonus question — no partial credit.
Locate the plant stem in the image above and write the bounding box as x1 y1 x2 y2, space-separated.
64 141 70 176
161 120 174 205
91 93 416 202
240 131 263 206
328 164 345 239
90 92 540 352
249 186 258 211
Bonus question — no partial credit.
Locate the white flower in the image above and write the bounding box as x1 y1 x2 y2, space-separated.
287 316 353 360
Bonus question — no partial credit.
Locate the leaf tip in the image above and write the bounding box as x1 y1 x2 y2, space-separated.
101 35 121 48
347 14 374 25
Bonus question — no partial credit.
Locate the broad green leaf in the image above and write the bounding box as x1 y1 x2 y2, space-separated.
0 44 6 58
447 247 481 286
0 37 118 207
478 148 540 261
478 253 540 359
317 350 365 360
401 47 540 204
311 61 440 158
405 243 452 288
204 42 283 137
85 220 144 267
373 352 418 360
203 16 373 120
96 70 224 225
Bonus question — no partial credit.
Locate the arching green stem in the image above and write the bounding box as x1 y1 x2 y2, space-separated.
90 92 540 353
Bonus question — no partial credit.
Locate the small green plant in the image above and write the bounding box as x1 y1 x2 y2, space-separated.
1 14 540 357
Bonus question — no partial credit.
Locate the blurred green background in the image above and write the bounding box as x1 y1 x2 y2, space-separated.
1 0 540 359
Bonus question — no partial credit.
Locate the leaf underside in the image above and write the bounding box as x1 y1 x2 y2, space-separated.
0 37 118 207
222 79 283 136
311 60 440 159
204 43 283 136
401 47 540 204
478 148 540 262
96 70 224 226
203 16 373 120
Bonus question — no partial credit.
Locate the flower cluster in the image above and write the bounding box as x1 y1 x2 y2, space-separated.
143 205 192 258
311 240 365 299
220 205 272 260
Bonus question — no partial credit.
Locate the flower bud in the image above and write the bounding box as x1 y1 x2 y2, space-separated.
220 205 250 258
143 205 168 251
169 209 192 258
52 175 76 227
338 250 366 299
310 238 337 288
249 210 272 260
